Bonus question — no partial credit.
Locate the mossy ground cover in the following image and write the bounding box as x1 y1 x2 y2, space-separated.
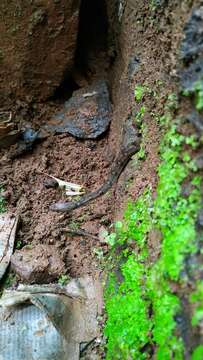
104 90 202 359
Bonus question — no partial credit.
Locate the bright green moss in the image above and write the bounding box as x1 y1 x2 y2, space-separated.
105 256 151 359
104 107 201 359
123 189 153 248
147 125 201 358
134 85 145 102
192 346 203 360
104 189 153 249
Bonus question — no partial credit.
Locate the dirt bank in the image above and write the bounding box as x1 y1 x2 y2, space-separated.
0 0 203 359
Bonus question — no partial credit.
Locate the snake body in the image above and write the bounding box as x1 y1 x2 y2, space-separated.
50 118 140 213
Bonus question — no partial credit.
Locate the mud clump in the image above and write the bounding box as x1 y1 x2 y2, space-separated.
0 0 81 103
11 244 65 283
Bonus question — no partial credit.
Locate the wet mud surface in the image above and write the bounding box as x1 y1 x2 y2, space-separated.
0 126 116 278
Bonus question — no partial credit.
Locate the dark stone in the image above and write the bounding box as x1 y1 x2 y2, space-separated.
179 6 203 100
180 6 203 62
127 56 140 81
42 80 111 139
10 128 40 157
21 128 39 144
180 58 203 93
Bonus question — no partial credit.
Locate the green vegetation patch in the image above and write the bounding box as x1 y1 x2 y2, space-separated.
192 346 203 360
183 80 203 112
134 85 146 102
190 281 203 327
0 187 6 213
105 256 150 359
104 99 201 358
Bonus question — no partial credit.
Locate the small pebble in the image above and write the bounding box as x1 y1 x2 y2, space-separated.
43 178 58 189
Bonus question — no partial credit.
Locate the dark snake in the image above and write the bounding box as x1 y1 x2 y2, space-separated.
50 118 140 212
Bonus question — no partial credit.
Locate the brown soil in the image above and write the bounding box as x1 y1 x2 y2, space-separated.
0 130 116 278
0 0 194 283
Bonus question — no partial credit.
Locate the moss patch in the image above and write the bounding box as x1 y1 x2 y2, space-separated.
104 97 202 359
192 345 203 360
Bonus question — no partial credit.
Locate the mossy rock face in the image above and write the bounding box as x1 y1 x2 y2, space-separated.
0 0 81 103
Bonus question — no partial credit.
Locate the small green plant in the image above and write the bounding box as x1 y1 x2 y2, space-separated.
194 80 203 111
149 0 158 11
135 105 146 125
58 274 69 286
93 247 104 261
68 221 80 230
134 85 145 102
16 239 23 250
137 146 146 160
165 93 179 111
185 134 199 149
104 232 117 247
4 273 16 288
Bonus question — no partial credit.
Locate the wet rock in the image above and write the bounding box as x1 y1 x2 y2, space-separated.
180 6 203 62
0 0 81 103
11 244 65 283
180 58 203 94
42 80 111 139
180 6 203 96
185 111 203 133
22 128 39 144
175 307 194 357
179 5 203 138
